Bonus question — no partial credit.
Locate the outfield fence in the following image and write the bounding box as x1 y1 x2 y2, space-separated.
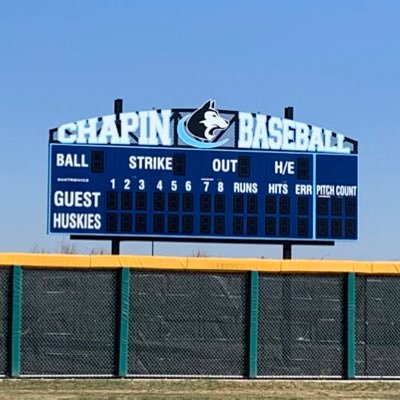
1 254 400 379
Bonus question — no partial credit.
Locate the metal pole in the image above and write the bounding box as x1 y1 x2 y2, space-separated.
282 107 294 368
114 98 123 116
112 240 120 255
283 244 292 260
111 99 123 255
284 106 294 120
283 106 294 260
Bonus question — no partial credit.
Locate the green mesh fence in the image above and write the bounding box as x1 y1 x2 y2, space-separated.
1 263 399 379
258 274 345 377
128 270 248 376
0 268 11 376
20 269 118 376
356 276 400 377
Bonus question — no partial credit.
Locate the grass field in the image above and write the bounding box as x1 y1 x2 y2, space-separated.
1 379 400 400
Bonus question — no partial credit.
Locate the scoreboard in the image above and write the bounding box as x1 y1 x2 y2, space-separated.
48 103 358 243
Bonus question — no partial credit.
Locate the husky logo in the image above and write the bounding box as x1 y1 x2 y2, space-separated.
177 100 229 149
186 100 229 141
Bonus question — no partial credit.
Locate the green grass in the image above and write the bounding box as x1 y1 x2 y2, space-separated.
1 379 400 400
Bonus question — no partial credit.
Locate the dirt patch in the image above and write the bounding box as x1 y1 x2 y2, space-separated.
1 379 400 400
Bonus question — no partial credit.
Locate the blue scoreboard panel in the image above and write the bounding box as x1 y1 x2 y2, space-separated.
48 144 358 242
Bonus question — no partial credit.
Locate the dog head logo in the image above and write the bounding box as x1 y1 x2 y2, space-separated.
177 100 230 148
186 100 229 142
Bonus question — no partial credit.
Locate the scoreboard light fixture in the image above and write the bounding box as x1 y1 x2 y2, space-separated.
48 100 358 243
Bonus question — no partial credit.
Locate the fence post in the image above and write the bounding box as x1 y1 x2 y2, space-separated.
118 267 130 377
11 265 22 377
248 270 259 379
345 272 356 379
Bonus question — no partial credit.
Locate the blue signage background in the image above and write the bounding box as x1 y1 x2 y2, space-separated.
48 144 358 241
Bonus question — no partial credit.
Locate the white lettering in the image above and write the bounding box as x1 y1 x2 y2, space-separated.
97 115 120 144
281 119 295 151
316 185 335 196
148 110 172 145
138 111 149 145
212 158 238 173
268 183 288 195
252 114 269 149
233 182 258 193
128 156 173 170
76 118 98 144
323 130 337 153
268 117 283 150
295 122 310 151
336 185 357 196
54 110 354 154
57 122 77 143
308 126 325 152
238 112 253 148
274 161 295 175
56 153 88 168
295 184 313 195
54 191 101 208
336 133 351 154
120 112 139 144
53 213 101 230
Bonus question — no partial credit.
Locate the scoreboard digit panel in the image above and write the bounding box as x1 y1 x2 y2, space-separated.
48 144 357 241
315 155 358 240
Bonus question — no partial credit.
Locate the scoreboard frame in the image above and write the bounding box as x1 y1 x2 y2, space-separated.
48 100 358 253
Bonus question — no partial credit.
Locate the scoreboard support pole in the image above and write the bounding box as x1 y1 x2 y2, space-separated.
283 243 292 260
112 240 120 255
111 99 123 255
282 107 294 260
282 102 294 369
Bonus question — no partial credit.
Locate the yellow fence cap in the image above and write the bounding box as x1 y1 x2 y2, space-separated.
0 253 399 274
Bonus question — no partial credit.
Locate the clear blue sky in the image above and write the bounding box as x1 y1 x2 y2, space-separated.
1 0 399 260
